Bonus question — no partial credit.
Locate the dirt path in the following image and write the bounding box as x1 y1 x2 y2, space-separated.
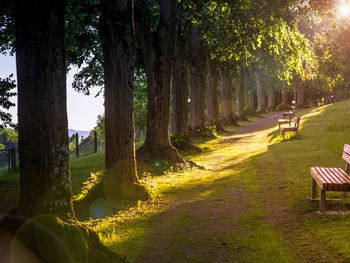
136 113 277 262
135 113 342 262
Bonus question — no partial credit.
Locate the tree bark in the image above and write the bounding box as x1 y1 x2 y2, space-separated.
236 65 246 120
15 0 73 217
220 66 238 126
207 60 223 131
135 1 184 163
100 0 148 201
297 84 305 108
267 87 276 111
171 9 201 152
190 30 208 136
171 31 188 137
245 67 256 115
276 87 291 110
255 71 266 113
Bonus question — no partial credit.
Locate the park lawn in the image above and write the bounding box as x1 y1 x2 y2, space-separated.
1 100 350 261
85 100 350 262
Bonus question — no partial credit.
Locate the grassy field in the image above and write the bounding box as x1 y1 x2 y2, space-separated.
87 100 350 262
2 100 350 262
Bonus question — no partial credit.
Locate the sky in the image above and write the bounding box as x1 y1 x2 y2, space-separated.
0 55 104 131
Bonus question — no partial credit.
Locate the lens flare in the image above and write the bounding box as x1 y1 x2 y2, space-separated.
338 3 350 17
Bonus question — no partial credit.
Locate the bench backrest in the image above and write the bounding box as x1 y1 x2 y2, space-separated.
342 144 350 172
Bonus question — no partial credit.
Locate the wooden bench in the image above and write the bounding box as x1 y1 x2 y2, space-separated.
278 118 291 130
310 144 350 211
280 117 300 140
282 111 295 119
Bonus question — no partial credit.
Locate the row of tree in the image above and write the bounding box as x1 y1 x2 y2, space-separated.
1 0 350 221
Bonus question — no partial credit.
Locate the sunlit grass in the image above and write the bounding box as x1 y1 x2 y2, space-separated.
85 100 350 261
2 100 350 261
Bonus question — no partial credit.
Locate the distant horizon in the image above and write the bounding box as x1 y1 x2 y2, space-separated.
0 55 104 131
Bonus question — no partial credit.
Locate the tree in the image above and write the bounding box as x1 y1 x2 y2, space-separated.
135 0 184 163
236 64 247 120
267 86 276 111
220 65 238 126
15 0 73 217
207 59 223 131
190 29 209 136
244 66 256 115
100 0 148 200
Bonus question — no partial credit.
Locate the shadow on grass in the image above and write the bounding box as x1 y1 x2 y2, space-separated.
99 102 350 262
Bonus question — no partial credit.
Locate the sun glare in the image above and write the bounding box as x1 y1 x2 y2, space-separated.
338 3 350 17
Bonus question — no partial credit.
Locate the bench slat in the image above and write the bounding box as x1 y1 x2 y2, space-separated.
311 167 350 192
327 168 347 191
311 167 327 190
315 167 334 190
342 144 350 165
324 168 343 191
333 168 350 191
281 127 298 131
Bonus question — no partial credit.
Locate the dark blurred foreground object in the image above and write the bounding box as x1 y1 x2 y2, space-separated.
0 213 128 263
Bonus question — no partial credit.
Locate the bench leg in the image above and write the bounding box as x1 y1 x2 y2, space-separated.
320 190 326 212
311 179 317 199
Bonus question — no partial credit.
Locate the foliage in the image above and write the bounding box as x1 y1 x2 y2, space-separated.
95 114 105 139
198 0 316 87
66 0 103 95
310 12 350 97
0 75 16 128
0 128 17 142
0 0 14 55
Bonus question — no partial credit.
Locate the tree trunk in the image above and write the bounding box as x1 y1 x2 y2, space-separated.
220 66 238 126
297 84 305 108
245 67 256 115
15 0 73 217
282 88 289 106
255 71 266 113
276 87 291 110
135 1 184 163
171 33 188 137
207 60 223 131
267 87 276 111
236 65 246 120
171 10 201 152
190 30 208 136
100 0 148 201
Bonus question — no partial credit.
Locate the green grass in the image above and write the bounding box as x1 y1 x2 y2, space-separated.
89 100 350 261
2 100 350 261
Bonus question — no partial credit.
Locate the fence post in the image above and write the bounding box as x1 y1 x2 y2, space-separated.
7 150 10 173
75 133 79 157
10 148 16 173
94 130 98 153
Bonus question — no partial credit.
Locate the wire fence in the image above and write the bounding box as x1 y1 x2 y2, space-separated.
70 131 105 158
0 148 17 174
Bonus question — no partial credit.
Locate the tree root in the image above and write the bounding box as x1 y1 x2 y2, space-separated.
170 134 203 153
137 144 186 164
7 214 129 263
190 126 217 139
